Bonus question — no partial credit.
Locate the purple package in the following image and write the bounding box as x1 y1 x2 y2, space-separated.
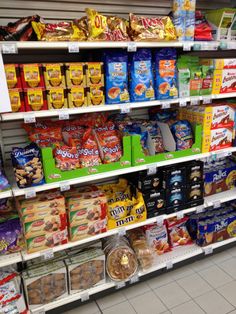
0 218 22 254
0 170 10 192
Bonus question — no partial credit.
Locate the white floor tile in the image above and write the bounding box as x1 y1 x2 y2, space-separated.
170 265 195 280
198 265 233 288
195 290 234 314
154 281 190 309
170 300 205 314
177 273 212 298
123 281 150 300
96 291 126 310
129 291 167 314
190 258 214 272
208 251 232 265
228 246 236 257
147 272 174 289
64 301 99 314
228 311 236 314
217 280 236 307
102 301 136 314
218 257 236 279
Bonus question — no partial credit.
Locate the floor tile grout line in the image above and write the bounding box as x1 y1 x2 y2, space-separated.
126 298 138 314
95 299 103 314
215 281 236 309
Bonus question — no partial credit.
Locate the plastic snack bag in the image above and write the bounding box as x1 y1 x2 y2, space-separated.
171 120 193 150
79 128 102 167
144 222 171 255
54 145 80 171
167 217 192 247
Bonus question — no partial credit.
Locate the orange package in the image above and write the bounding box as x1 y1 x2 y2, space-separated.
54 145 80 171
167 217 192 248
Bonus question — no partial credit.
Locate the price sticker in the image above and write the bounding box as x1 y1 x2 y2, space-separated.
191 98 200 106
193 43 201 51
2 43 18 54
179 99 187 107
162 102 170 109
183 42 192 51
156 215 165 225
196 206 204 214
120 104 130 114
213 201 221 209
127 42 137 52
202 96 212 104
130 275 139 284
25 189 36 199
59 111 69 120
118 227 126 237
166 261 173 270
59 182 70 192
81 292 90 302
41 249 54 260
220 42 228 50
116 281 126 289
24 113 36 124
147 165 157 175
68 42 80 53
176 211 184 219
204 246 213 255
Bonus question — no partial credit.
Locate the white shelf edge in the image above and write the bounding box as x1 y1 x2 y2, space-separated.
2 93 236 121
0 190 12 199
0 252 22 267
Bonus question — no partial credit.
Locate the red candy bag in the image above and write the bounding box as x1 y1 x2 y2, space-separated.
62 124 84 148
54 145 80 170
79 128 102 167
74 113 108 128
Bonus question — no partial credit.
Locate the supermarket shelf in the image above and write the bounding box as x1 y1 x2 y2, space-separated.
0 189 12 199
2 93 236 121
1 41 236 52
205 189 236 207
10 146 236 197
0 253 22 267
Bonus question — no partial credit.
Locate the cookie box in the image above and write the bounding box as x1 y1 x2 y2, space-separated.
65 248 105 294
66 190 107 211
87 84 105 106
142 189 165 214
209 128 233 152
65 62 86 88
131 123 202 166
41 136 131 183
186 182 204 207
24 88 47 111
68 86 87 107
8 88 25 112
20 63 45 89
69 218 107 241
43 63 66 89
23 260 68 308
86 62 104 86
212 68 236 94
46 88 68 110
128 170 163 192
186 160 203 183
4 64 21 89
162 166 186 189
166 187 186 213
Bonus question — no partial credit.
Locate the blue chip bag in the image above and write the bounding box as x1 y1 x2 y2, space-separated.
154 48 178 100
170 120 193 151
129 48 155 102
11 143 45 188
149 108 178 124
103 51 130 104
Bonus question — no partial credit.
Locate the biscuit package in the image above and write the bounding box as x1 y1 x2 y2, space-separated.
86 62 104 86
20 64 45 89
65 248 105 294
167 217 192 247
24 88 47 111
9 88 25 112
68 87 87 107
43 63 66 89
46 88 68 110
4 64 21 89
144 222 171 255
65 62 86 88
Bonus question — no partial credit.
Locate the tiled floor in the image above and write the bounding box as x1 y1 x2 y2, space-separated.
65 246 236 314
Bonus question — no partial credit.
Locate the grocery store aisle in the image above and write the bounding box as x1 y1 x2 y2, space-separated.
65 246 236 314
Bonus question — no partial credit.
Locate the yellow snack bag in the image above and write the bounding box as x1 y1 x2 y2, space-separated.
107 201 128 220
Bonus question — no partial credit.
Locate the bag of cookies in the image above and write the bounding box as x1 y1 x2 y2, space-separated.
144 222 171 255
167 217 192 247
11 143 45 188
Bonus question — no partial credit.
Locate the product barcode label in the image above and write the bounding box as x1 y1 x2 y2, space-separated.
196 206 204 214
60 182 70 192
183 43 192 51
120 104 130 114
130 275 139 284
202 96 212 104
191 98 200 106
2 43 18 54
179 99 187 107
204 246 213 255
25 189 36 199
162 102 170 109
166 261 173 270
59 111 69 120
41 249 54 260
127 42 137 52
176 211 184 219
213 201 221 209
118 227 126 236
156 215 165 225
24 113 36 124
81 292 90 302
68 42 80 53
147 165 157 175
116 281 126 289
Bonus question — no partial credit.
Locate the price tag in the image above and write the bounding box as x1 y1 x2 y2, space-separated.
193 43 201 51
116 281 126 289
213 201 221 209
59 182 70 192
204 246 213 255
24 113 36 124
190 98 200 106
41 249 54 260
59 111 69 120
183 42 192 51
166 261 173 270
156 215 165 225
120 104 130 114
162 102 170 109
220 42 228 50
130 275 139 284
179 99 187 107
25 189 36 199
127 42 137 52
2 43 18 54
177 211 184 219
147 165 157 175
81 292 90 302
118 227 126 236
196 206 204 214
202 96 212 104
68 42 80 53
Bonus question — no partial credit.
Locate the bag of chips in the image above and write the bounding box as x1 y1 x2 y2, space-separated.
170 120 194 150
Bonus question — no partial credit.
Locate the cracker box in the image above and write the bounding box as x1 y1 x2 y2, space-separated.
24 88 47 111
68 86 87 107
69 219 107 241
20 64 45 88
86 62 104 86
65 62 86 88
65 248 105 294
43 63 66 89
4 64 21 89
46 88 68 110
9 88 25 112
87 84 105 106
23 260 68 308
68 204 106 227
